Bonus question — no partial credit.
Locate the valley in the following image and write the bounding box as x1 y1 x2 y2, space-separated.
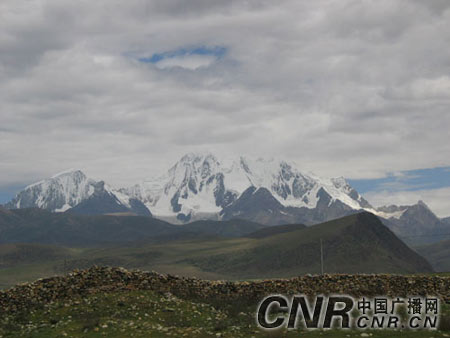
0 211 439 289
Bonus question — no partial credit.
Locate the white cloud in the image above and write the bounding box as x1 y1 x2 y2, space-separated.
0 0 450 199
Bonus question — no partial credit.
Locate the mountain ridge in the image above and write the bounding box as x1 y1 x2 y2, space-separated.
4 153 449 244
380 200 450 245
122 153 373 222
5 153 374 222
0 207 268 246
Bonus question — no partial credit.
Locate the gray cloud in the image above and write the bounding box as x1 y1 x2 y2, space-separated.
1 0 450 200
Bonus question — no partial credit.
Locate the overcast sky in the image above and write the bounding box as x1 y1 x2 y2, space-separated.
1 0 450 216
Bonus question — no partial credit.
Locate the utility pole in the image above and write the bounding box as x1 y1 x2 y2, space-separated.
320 238 324 275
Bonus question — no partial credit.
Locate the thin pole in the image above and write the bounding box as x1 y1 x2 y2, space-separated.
320 238 324 275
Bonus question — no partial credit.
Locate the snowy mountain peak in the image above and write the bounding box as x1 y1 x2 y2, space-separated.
168 152 220 185
417 200 430 209
123 153 373 222
374 200 434 220
50 168 84 179
8 169 96 212
7 153 374 223
178 151 217 163
6 169 150 215
24 169 86 190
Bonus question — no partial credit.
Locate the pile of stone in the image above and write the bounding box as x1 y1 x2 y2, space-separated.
0 266 449 314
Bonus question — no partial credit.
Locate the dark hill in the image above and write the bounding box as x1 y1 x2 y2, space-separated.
183 219 266 238
0 212 436 285
246 222 306 238
0 208 268 246
0 206 25 230
415 238 450 272
187 212 433 277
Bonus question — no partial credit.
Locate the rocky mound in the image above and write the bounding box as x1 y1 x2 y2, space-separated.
1 266 449 314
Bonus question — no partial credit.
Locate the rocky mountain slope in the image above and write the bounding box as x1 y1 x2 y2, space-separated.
377 201 450 245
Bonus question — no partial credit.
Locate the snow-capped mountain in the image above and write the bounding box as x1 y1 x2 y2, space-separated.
6 169 97 212
122 152 373 223
5 169 150 216
4 153 448 245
